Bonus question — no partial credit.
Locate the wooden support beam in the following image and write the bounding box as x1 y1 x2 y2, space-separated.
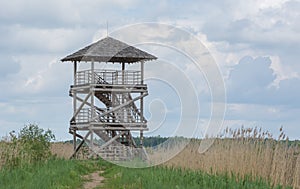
91 122 147 126
140 61 145 123
69 129 84 139
141 61 144 85
70 92 91 122
73 96 106 112
72 62 78 154
73 61 77 114
96 93 148 119
70 130 91 158
71 84 147 91
73 129 76 152
99 131 125 149
94 87 147 93
140 130 143 147
82 126 148 131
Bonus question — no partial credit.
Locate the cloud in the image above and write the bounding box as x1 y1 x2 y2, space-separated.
227 56 275 103
201 0 300 45
0 0 299 139
227 55 300 106
0 56 21 78
224 54 300 139
0 25 95 54
274 78 300 106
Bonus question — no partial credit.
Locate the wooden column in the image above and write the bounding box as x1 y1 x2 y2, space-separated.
73 61 77 113
73 61 77 152
91 60 95 119
140 61 144 147
90 60 95 152
122 63 125 122
140 61 144 122
140 130 143 147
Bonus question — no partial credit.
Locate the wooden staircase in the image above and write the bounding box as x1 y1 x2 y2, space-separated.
81 73 147 161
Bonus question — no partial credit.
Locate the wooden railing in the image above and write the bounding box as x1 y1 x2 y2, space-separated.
75 69 141 85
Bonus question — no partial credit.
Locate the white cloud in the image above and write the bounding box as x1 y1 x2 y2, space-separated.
226 55 300 106
0 25 94 54
0 56 21 78
0 0 299 139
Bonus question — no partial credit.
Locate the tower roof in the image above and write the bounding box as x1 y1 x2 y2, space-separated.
61 37 157 63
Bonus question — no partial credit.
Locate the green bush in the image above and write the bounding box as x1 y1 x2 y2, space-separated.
0 124 55 168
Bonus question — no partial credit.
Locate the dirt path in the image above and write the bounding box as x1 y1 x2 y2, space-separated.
83 170 105 189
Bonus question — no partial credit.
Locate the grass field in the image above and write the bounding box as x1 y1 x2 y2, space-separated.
98 160 285 189
0 158 97 189
0 158 286 189
0 125 299 188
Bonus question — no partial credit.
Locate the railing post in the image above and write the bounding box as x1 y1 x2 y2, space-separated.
91 60 95 122
122 63 125 85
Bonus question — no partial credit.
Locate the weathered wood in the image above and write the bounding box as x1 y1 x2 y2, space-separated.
70 92 91 122
97 93 148 119
71 131 91 158
61 37 157 63
62 36 156 160
76 126 148 131
73 62 77 153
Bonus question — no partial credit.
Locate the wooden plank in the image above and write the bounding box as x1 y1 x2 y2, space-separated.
99 131 125 149
70 131 91 158
76 126 148 131
70 92 91 122
97 93 148 119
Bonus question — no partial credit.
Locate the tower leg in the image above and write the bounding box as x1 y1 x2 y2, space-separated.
73 129 77 158
140 130 143 147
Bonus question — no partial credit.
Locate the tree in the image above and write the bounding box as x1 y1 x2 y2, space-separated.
1 124 55 168
19 124 55 163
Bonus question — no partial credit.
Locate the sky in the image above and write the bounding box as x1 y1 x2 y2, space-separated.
0 0 299 140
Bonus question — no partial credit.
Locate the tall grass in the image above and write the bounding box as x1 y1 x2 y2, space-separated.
0 158 96 189
0 124 99 189
1 125 298 188
98 160 280 189
0 124 55 168
164 127 300 188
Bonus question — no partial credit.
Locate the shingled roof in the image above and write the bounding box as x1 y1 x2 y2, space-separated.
61 37 157 63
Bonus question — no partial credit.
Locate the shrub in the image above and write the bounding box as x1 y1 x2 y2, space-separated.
0 124 55 168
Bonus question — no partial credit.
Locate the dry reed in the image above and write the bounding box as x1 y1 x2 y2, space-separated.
163 127 300 188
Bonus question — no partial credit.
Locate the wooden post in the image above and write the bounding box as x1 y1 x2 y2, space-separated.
141 61 144 85
90 130 94 152
140 61 144 122
90 60 95 156
140 61 144 148
91 60 95 84
122 63 125 74
73 129 76 153
73 61 77 152
91 60 95 121
122 63 125 121
140 130 143 147
73 61 77 113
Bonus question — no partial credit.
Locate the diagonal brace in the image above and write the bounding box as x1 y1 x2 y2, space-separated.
95 92 148 120
70 130 91 158
70 92 92 122
99 131 125 149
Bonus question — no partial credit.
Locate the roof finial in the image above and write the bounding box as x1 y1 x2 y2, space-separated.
106 21 108 37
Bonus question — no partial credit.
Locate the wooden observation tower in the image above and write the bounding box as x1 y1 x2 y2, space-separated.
61 37 157 160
